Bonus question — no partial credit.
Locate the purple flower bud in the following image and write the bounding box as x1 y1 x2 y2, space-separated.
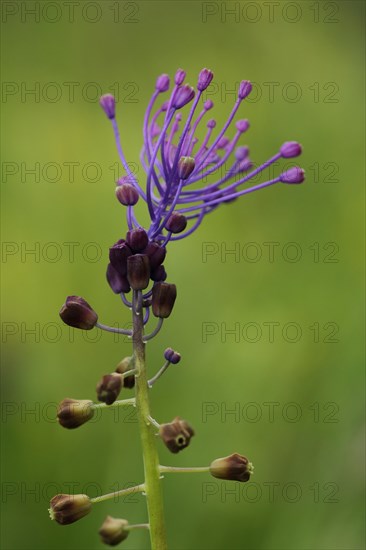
197 68 214 91
151 264 167 282
238 80 252 100
142 242 166 269
235 146 249 161
204 99 214 110
99 94 115 119
127 254 150 290
116 175 134 186
49 494 92 525
96 373 123 405
280 167 305 184
165 212 187 234
235 119 250 133
126 228 149 252
217 136 230 149
175 68 186 86
106 263 131 294
159 417 194 453
109 240 132 276
155 73 170 92
59 296 98 330
207 119 216 128
164 348 181 364
210 453 254 483
152 282 177 318
173 85 195 109
115 184 139 206
178 156 195 180
280 141 302 158
57 398 94 429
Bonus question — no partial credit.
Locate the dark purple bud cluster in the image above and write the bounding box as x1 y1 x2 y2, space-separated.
106 229 168 294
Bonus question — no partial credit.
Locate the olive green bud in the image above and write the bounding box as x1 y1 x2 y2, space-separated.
57 398 94 429
96 373 123 405
49 494 92 525
209 453 254 482
115 356 135 389
99 516 130 546
159 416 194 453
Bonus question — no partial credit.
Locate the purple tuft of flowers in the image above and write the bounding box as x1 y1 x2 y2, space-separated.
100 68 304 253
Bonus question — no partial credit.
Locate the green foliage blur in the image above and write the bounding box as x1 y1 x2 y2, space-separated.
1 1 364 549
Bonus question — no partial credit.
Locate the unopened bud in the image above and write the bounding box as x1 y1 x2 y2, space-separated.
280 141 302 158
173 85 195 109
57 398 94 429
235 119 250 133
142 242 166 269
126 228 149 252
99 516 130 546
197 68 214 91
175 68 186 86
96 373 123 405
150 264 167 282
100 94 115 119
106 263 131 294
164 348 181 364
165 212 187 234
127 254 150 290
115 184 139 206
152 282 177 318
280 167 305 184
178 156 195 180
116 357 135 389
49 494 92 525
156 74 170 93
159 417 194 453
59 296 98 330
109 240 132 276
209 453 254 482
238 80 252 99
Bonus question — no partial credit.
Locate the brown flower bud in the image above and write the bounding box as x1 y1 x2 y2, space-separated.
49 494 92 525
178 156 195 180
127 254 150 290
115 356 135 389
209 453 254 482
152 282 177 318
99 516 130 546
126 228 149 252
57 398 94 429
59 296 98 330
165 212 187 234
96 373 123 405
159 416 194 453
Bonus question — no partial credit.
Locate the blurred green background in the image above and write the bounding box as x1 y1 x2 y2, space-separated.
1 1 365 549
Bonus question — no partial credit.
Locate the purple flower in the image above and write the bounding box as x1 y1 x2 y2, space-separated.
100 67 304 248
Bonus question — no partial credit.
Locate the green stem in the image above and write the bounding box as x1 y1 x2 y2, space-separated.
133 291 168 550
159 466 210 474
92 397 136 410
90 483 145 504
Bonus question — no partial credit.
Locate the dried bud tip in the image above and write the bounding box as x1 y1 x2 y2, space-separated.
280 141 302 158
152 282 177 318
238 80 252 99
165 212 187 234
116 357 135 389
115 184 139 206
159 417 194 453
127 254 150 291
99 516 130 546
100 94 116 119
164 348 181 364
209 453 253 482
57 398 94 429
49 494 92 525
59 296 98 330
96 373 123 405
178 156 195 180
156 74 170 93
197 68 214 91
280 167 305 184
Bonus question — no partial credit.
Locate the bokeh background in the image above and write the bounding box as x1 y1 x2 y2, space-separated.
1 1 365 549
